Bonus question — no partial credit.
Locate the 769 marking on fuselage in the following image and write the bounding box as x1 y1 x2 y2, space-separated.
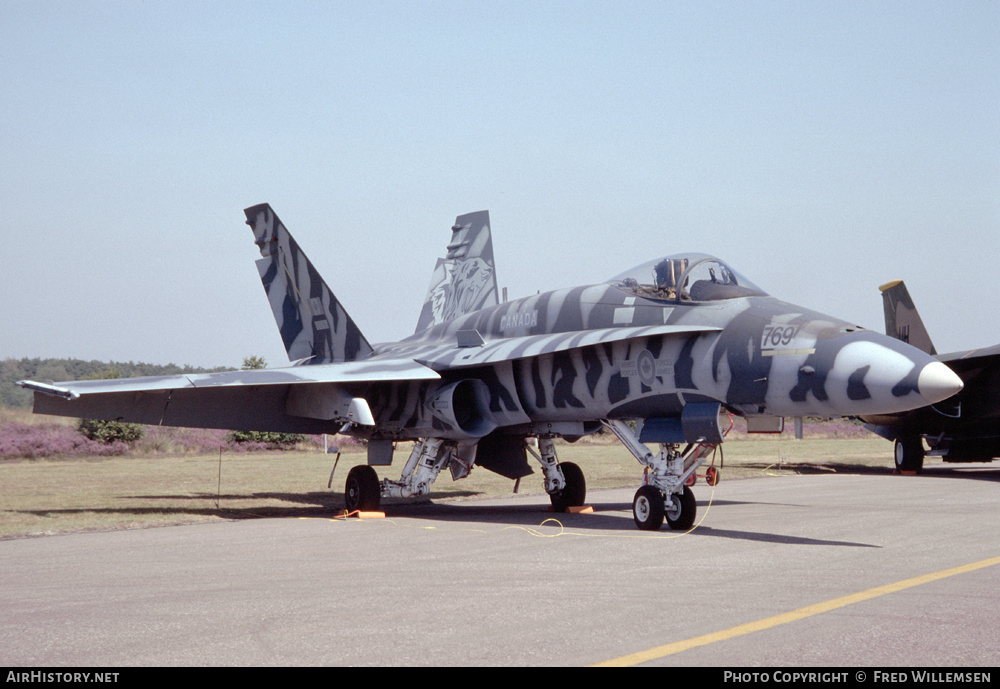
762 325 799 349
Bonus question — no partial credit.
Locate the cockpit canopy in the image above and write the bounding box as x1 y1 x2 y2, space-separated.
609 253 768 303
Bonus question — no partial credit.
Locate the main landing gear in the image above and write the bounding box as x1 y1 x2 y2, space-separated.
604 419 714 531
894 436 924 474
525 437 587 512
345 465 381 512
344 437 471 512
343 435 590 515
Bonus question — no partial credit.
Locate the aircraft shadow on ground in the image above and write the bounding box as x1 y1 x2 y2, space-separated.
916 466 1000 482
17 490 878 547
736 461 1000 483
737 462 890 476
383 499 879 547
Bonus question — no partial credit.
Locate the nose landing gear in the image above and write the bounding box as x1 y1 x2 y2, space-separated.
604 419 723 531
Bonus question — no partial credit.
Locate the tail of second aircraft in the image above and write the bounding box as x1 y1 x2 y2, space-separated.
879 280 937 356
245 204 373 364
414 210 500 333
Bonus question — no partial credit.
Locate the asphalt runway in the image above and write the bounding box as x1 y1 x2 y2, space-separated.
2 465 999 667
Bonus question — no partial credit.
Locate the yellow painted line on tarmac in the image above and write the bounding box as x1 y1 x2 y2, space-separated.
593 555 1000 667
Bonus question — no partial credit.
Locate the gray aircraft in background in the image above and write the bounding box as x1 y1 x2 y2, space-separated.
863 280 1000 473
20 205 962 530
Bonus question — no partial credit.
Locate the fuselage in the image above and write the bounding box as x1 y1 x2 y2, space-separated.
366 255 961 439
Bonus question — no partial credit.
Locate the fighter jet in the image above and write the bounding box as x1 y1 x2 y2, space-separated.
19 205 962 530
862 280 1000 473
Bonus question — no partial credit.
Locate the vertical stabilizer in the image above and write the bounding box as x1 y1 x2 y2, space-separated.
879 280 937 356
245 204 373 363
415 210 500 333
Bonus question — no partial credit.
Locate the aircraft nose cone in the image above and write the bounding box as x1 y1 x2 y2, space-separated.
765 332 966 418
917 361 963 404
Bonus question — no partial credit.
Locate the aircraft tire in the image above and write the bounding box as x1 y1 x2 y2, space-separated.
550 462 586 512
345 465 381 512
894 437 924 474
665 486 697 530
632 485 665 531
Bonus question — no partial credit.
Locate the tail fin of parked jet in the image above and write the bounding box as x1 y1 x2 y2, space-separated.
245 204 373 364
879 280 937 356
414 210 500 333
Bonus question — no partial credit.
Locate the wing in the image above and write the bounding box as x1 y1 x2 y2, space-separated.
937 344 1000 375
19 360 439 433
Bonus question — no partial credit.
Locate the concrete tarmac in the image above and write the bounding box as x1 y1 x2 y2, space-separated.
2 466 998 666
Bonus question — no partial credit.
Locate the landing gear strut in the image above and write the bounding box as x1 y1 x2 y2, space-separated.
525 437 587 512
345 437 474 512
551 461 586 512
605 419 711 531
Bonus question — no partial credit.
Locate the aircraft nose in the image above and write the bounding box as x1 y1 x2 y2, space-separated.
770 332 966 418
917 360 963 404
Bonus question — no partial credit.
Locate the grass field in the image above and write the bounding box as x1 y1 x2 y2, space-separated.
0 435 899 539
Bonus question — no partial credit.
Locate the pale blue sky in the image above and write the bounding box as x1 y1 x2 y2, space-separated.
2 1 998 369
